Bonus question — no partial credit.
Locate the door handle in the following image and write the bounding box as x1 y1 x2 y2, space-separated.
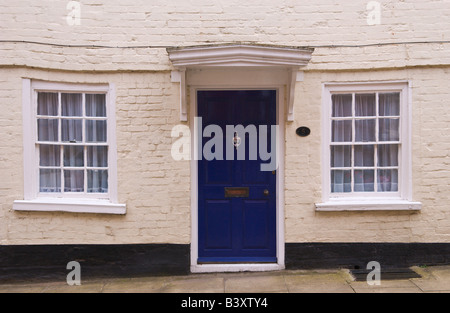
263 189 269 196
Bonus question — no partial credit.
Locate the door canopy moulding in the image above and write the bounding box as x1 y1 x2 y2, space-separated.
167 44 314 121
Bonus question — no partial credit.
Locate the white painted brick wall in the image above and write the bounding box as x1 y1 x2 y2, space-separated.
285 69 450 243
0 1 449 245
1 0 450 71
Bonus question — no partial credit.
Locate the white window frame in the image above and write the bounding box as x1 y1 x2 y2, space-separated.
316 81 421 212
13 79 125 214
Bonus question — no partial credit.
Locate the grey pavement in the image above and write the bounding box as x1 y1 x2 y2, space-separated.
0 266 449 293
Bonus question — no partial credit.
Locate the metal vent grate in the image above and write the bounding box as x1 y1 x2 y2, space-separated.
350 268 422 281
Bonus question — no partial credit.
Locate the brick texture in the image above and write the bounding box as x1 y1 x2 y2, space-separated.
0 1 449 245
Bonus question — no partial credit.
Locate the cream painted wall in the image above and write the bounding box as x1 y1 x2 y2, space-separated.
1 0 450 72
286 68 450 243
0 69 191 245
0 0 449 245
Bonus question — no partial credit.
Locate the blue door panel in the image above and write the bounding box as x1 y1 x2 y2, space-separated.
204 200 233 250
198 90 277 263
242 200 271 250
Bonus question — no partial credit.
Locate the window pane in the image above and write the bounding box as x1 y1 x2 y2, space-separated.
62 119 83 142
355 119 376 142
379 118 399 141
38 119 59 142
378 144 399 167
378 169 398 192
332 120 352 142
354 170 374 192
87 146 108 167
40 145 60 167
87 170 108 193
355 94 376 117
64 146 84 167
86 120 107 142
331 170 351 193
64 170 84 192
354 145 374 167
40 169 61 193
86 94 106 117
332 94 352 117
37 92 58 116
331 145 351 168
379 93 400 116
62 93 82 117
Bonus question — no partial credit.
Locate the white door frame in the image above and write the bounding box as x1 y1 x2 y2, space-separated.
188 69 286 273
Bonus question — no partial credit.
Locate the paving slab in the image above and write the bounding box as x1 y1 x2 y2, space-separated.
284 272 354 293
353 286 423 293
161 276 225 293
225 274 288 293
0 266 449 293
42 281 106 293
350 278 423 293
411 266 450 293
0 283 47 293
102 276 170 293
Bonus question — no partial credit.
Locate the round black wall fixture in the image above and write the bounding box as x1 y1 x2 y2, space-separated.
296 127 311 137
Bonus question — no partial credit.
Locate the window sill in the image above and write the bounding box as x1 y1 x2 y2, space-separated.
13 198 126 215
315 199 422 212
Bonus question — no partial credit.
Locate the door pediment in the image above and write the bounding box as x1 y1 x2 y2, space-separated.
167 44 314 122
167 43 313 68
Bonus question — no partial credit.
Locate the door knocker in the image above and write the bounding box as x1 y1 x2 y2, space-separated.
233 132 242 149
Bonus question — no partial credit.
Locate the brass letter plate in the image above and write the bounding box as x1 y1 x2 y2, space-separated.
225 187 249 198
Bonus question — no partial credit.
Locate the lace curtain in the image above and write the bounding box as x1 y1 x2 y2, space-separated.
38 92 108 194
331 93 399 193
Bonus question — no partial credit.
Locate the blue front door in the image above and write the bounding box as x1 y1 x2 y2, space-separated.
197 90 277 263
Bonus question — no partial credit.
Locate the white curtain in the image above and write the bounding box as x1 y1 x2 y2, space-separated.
331 170 351 193
354 145 374 167
354 145 375 192
378 144 398 167
39 169 61 193
332 94 352 117
86 120 107 143
86 94 107 143
38 93 60 192
331 95 352 192
355 94 376 143
88 170 108 193
60 94 84 192
38 92 108 194
37 93 58 141
378 169 398 192
64 170 84 192
378 144 399 192
87 146 108 193
379 93 400 116
62 93 82 116
354 170 375 192
61 93 83 143
378 93 400 192
40 145 60 167
63 146 84 193
38 92 58 116
86 94 106 117
354 93 376 192
331 93 399 193
39 145 61 193
86 94 108 193
379 119 399 142
332 94 352 143
331 145 351 168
